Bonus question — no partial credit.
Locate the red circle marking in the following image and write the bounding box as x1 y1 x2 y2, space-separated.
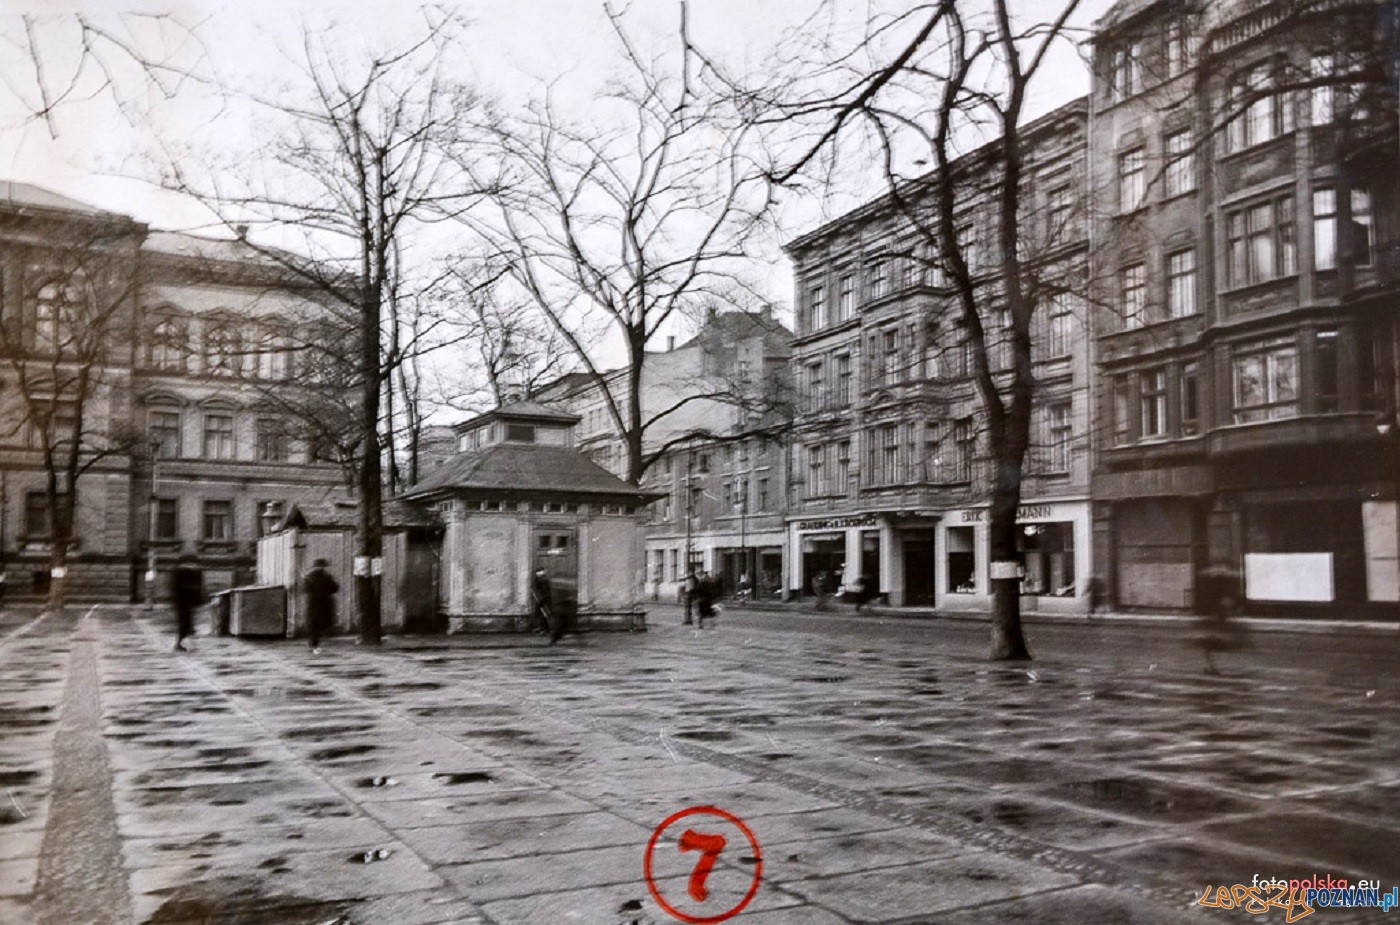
644 805 763 924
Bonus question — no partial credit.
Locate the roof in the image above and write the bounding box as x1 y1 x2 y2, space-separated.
404 443 657 500
0 181 111 217
279 498 439 531
143 230 266 263
674 309 790 351
455 400 579 433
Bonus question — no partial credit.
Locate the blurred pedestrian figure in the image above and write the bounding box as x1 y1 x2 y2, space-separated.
737 572 752 602
851 574 869 612
303 558 339 654
1196 564 1249 675
695 571 717 627
682 569 699 626
532 568 562 643
171 554 203 652
812 571 828 611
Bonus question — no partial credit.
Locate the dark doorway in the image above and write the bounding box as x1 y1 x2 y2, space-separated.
904 533 936 605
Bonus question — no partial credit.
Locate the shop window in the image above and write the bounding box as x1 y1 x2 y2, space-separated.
947 526 976 594
1019 523 1076 597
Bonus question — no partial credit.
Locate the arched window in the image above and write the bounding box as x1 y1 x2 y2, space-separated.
32 279 80 355
147 312 187 372
204 320 241 377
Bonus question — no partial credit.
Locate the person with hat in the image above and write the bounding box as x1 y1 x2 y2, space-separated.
302 558 339 654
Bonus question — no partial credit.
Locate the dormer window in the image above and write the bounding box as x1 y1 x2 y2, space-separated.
505 423 536 443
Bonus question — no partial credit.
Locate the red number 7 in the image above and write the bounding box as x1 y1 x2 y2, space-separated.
679 829 727 902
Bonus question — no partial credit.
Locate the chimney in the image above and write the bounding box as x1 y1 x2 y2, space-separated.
234 223 249 240
666 335 676 351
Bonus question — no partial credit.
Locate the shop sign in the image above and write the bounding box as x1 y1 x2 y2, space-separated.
798 516 877 530
960 504 1057 524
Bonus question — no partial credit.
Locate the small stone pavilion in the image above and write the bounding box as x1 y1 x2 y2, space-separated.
402 401 658 633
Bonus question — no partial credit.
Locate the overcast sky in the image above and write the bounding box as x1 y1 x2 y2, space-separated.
0 0 1113 374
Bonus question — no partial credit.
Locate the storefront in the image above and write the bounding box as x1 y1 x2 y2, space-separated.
935 499 1092 614
787 515 879 598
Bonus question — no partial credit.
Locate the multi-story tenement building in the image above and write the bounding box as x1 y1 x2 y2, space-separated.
536 309 793 601
782 100 1093 611
1089 0 1400 615
0 182 349 600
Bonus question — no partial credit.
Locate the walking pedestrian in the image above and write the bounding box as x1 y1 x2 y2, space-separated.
851 574 868 612
171 554 203 652
303 558 339 654
1195 564 1249 675
695 571 718 627
532 568 560 643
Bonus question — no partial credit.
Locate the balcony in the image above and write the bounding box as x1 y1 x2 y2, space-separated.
1205 413 1382 458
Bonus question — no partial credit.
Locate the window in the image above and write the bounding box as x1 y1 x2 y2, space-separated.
1227 196 1295 287
1113 377 1132 445
1164 129 1195 197
149 316 186 371
880 425 899 484
1121 263 1146 329
806 361 825 410
1139 369 1167 438
957 222 979 271
1316 330 1339 413
836 440 851 493
155 498 179 540
256 418 290 462
1041 295 1073 358
1314 188 1338 270
834 354 852 405
1166 19 1189 77
1225 61 1294 153
505 423 536 443
202 500 233 542
837 274 855 321
1232 342 1299 423
806 444 825 497
1118 147 1145 211
1046 185 1075 240
1166 249 1197 318
204 323 241 377
1111 41 1143 101
142 409 180 459
923 423 942 481
756 477 769 511
808 284 827 331
1351 188 1373 267
867 261 889 301
1311 52 1370 126
952 418 973 481
32 280 78 356
883 329 900 386
1181 363 1201 435
1047 401 1072 473
721 481 733 512
203 413 235 460
256 327 292 380
24 492 51 539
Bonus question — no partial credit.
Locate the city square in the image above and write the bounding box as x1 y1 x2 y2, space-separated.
3 604 1397 924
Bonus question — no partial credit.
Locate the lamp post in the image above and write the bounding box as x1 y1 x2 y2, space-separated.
144 434 161 611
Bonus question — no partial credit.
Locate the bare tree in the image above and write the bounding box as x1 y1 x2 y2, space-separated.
727 1 1089 660
0 11 206 134
0 219 144 609
462 10 776 485
158 12 490 644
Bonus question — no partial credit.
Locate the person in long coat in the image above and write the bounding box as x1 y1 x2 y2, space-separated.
303 558 339 653
171 554 203 652
531 568 556 640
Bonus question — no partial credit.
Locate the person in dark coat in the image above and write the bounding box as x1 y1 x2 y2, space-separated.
695 571 718 627
302 558 339 653
171 554 203 652
531 568 555 639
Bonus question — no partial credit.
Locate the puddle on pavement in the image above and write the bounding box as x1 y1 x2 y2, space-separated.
309 744 378 761
1044 777 1244 821
674 731 734 742
433 771 494 785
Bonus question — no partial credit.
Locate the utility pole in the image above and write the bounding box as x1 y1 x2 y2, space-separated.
684 445 694 575
145 436 160 611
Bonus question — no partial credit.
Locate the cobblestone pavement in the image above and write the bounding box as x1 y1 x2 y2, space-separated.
1 603 1398 924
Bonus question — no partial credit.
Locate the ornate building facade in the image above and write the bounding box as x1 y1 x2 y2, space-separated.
0 182 349 600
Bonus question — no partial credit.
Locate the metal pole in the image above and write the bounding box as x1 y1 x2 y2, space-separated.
739 479 746 597
684 447 693 573
145 439 159 611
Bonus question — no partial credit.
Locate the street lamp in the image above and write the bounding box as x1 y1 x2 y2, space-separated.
145 434 161 611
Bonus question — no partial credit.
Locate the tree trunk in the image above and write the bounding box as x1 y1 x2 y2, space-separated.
357 296 384 645
987 458 1030 661
46 484 74 613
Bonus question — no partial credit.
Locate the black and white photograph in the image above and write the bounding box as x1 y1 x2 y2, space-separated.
0 0 1397 922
